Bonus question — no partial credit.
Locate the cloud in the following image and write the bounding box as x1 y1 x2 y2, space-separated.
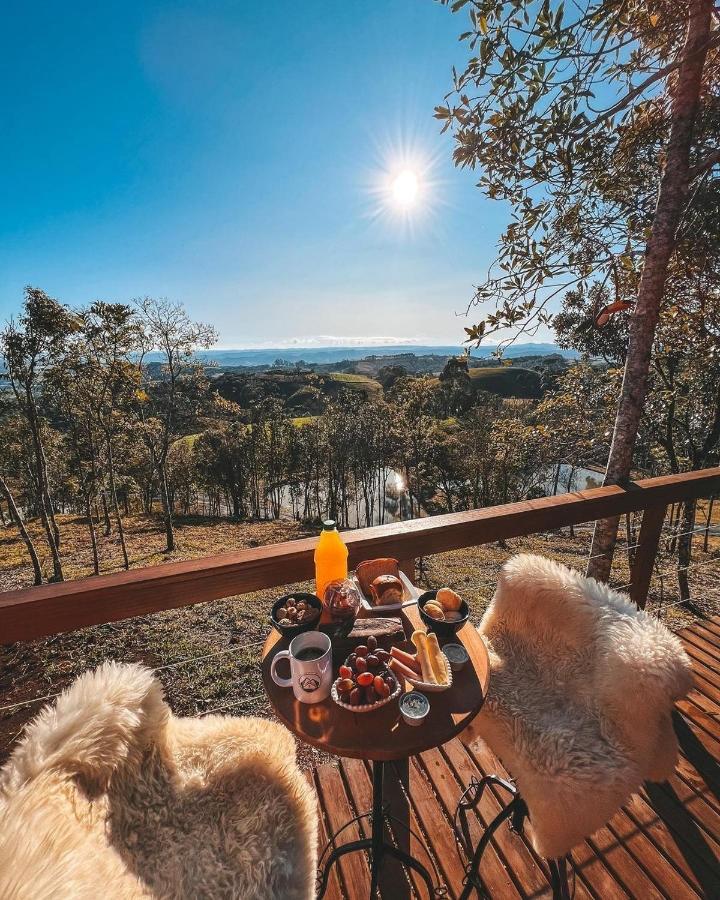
227 335 440 350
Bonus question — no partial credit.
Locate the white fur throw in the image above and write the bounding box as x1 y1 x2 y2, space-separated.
465 553 693 860
0 662 317 899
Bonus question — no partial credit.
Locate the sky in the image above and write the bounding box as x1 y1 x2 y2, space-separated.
0 1 547 348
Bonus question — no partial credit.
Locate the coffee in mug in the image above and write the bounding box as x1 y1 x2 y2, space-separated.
270 631 332 703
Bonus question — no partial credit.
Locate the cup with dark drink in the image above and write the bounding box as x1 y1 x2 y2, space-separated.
270 631 333 703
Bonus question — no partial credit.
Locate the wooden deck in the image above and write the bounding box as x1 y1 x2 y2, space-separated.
309 616 720 899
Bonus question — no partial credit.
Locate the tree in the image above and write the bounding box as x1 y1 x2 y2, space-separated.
439 0 720 579
1 287 80 580
556 277 720 601
136 298 217 552
0 464 42 585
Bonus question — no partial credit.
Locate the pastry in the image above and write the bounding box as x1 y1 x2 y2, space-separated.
370 574 404 605
355 558 400 596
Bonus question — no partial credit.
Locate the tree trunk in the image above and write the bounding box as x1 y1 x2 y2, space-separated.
677 498 697 603
0 475 43 585
106 438 129 569
85 494 100 576
159 462 175 552
704 496 715 552
101 491 112 536
587 0 714 581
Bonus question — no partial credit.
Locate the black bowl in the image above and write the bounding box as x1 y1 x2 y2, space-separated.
270 592 323 639
418 590 469 639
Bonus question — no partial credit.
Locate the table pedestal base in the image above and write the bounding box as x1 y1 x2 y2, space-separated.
317 760 446 899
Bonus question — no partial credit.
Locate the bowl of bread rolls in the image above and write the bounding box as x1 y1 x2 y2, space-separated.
417 587 469 638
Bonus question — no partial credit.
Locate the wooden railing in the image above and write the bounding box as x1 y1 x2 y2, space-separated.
1 467 719 645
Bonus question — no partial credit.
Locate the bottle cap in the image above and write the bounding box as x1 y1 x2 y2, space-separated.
322 519 336 531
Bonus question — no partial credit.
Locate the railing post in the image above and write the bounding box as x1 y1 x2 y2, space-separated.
630 504 668 610
398 558 415 586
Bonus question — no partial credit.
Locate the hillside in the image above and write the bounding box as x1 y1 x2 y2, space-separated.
467 366 543 398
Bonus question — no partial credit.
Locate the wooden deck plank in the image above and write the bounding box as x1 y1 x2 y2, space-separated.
682 632 720 673
404 755 478 899
422 743 525 899
692 623 720 649
339 758 417 900
315 764 372 898
306 771 344 900
442 739 553 899
465 736 621 900
696 620 720 641
621 793 713 898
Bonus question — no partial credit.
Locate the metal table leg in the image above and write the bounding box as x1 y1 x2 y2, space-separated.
317 760 445 899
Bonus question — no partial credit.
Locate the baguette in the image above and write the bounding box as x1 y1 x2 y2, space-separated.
390 646 421 674
426 632 448 685
411 631 437 684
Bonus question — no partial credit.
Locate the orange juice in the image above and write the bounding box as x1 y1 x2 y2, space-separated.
314 520 348 599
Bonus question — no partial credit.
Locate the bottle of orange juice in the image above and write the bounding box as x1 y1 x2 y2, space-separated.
314 519 348 599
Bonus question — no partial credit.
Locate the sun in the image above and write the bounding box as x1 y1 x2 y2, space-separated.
361 134 444 232
391 169 419 209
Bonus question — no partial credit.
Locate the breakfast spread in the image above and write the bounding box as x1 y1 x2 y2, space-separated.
422 587 464 622
270 539 469 722
276 597 320 627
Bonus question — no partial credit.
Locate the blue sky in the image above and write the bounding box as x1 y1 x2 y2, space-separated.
0 1 537 348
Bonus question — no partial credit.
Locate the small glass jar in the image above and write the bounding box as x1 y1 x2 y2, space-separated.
322 578 360 637
399 691 429 726
442 643 469 672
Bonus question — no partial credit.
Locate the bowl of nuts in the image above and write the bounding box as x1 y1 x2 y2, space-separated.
270 593 323 639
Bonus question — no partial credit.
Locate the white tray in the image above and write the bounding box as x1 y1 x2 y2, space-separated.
352 569 419 613
331 677 402 712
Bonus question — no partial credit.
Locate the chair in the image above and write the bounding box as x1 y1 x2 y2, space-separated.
456 553 693 899
0 662 317 900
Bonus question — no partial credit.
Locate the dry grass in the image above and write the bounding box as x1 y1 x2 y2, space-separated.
1 505 718 770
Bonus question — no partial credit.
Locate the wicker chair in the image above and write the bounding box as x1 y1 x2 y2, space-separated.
0 663 317 900
456 554 693 899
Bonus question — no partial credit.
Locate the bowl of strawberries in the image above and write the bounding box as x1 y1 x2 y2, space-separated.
331 634 401 712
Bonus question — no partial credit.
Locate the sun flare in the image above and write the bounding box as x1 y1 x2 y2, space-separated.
391 169 419 208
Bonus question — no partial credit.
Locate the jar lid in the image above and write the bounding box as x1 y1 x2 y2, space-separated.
443 643 469 664
400 691 429 718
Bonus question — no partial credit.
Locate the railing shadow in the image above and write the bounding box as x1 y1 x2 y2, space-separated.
640 711 720 897
673 710 720 805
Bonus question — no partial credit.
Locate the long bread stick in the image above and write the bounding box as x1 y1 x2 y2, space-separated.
411 631 437 684
426 632 448 685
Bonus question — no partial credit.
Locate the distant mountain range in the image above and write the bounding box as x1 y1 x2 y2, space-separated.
149 343 579 368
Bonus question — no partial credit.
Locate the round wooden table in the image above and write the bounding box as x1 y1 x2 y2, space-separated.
262 601 490 898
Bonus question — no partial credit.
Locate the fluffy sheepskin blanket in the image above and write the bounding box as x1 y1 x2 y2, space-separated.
0 662 317 900
465 554 693 860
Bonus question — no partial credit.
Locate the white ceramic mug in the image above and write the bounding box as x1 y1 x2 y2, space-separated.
270 631 332 704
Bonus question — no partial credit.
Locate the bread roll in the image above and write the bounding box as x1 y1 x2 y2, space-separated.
355 558 400 595
437 587 462 612
370 574 403 605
